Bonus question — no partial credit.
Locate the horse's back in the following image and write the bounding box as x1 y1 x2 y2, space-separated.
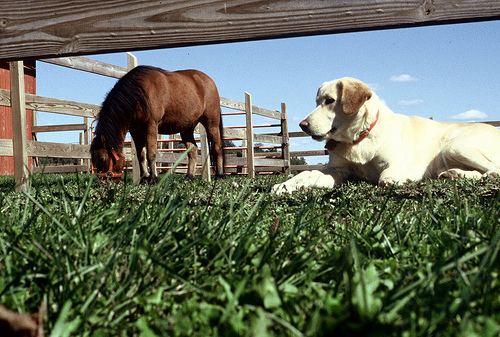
161 69 220 113
128 67 220 134
165 69 219 102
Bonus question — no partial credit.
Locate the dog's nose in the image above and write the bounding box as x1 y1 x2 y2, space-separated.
299 120 310 133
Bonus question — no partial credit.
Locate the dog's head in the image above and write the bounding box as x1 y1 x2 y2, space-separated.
299 78 373 143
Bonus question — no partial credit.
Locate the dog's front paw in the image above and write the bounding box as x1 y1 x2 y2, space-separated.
272 183 293 195
378 177 397 187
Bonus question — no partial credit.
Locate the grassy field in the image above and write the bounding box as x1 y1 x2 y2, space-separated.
0 171 499 336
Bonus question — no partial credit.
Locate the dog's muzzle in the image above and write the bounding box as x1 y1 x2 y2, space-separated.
299 120 331 140
299 120 311 134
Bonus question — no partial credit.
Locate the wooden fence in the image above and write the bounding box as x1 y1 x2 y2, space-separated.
0 54 302 190
1 1 499 62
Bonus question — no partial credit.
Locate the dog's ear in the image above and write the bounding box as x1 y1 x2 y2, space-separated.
338 79 372 115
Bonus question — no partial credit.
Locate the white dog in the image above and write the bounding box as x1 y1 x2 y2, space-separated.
273 77 500 194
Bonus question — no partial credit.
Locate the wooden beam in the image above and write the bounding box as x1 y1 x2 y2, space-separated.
27 141 90 159
32 123 87 133
221 98 245 111
253 133 282 144
1 1 499 61
291 150 329 157
127 52 141 183
0 88 99 117
26 93 99 118
245 92 255 178
10 61 29 191
254 158 284 167
251 106 281 120
42 56 127 78
32 165 89 174
289 131 309 138
198 123 211 181
281 102 290 175
0 139 13 156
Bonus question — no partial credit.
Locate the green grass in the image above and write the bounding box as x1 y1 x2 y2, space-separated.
0 171 499 336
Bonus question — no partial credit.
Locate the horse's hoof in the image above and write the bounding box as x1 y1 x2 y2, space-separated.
139 177 157 185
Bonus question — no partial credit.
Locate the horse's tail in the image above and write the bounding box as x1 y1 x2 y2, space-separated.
207 107 226 177
207 108 226 175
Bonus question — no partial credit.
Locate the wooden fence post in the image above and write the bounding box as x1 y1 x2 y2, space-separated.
281 102 290 175
10 61 29 191
127 52 141 183
245 92 255 178
199 124 211 182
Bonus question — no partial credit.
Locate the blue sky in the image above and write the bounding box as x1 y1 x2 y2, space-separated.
36 20 500 164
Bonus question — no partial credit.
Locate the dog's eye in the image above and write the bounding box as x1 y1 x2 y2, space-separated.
325 98 335 105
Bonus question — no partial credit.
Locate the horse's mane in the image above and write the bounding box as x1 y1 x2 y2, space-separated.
95 66 161 151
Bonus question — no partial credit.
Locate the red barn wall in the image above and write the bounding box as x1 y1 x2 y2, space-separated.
0 61 35 175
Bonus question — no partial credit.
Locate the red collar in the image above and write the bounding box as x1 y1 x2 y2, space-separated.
325 110 380 151
95 150 125 178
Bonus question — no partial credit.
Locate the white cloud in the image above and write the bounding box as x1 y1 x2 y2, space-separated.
450 110 488 121
390 74 419 82
397 99 424 108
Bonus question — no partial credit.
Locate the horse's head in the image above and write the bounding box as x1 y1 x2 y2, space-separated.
90 134 126 178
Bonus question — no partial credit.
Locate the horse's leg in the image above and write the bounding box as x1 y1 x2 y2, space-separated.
146 127 159 184
204 121 225 178
132 136 149 183
180 130 198 181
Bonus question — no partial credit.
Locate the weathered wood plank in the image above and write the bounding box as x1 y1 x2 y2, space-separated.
32 123 87 133
252 106 281 120
253 133 282 144
289 131 309 138
223 128 246 140
156 151 203 164
281 102 290 175
42 56 127 78
254 158 284 167
245 92 255 178
1 88 99 118
225 156 247 166
10 61 29 190
0 88 11 107
32 165 89 174
221 97 280 119
0 139 13 156
25 94 99 118
27 141 91 159
2 0 499 61
221 97 245 111
291 150 329 157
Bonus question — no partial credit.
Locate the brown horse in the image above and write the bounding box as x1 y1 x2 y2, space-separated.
90 66 224 183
